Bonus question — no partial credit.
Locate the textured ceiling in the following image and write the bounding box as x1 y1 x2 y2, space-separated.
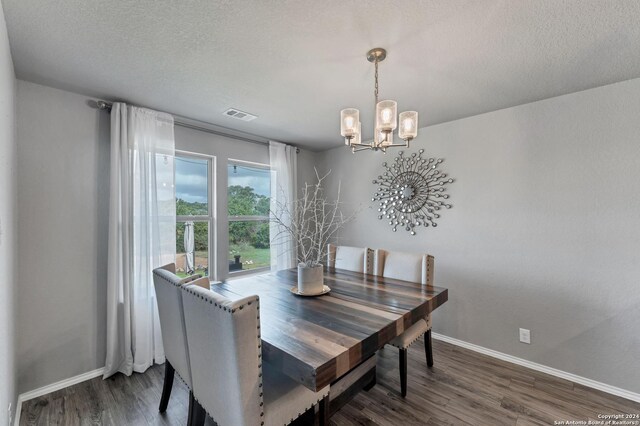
4 0 640 150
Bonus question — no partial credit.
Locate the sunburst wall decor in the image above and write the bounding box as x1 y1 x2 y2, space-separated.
372 149 454 235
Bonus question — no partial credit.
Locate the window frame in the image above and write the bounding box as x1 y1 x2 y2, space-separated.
175 150 216 281
227 158 272 276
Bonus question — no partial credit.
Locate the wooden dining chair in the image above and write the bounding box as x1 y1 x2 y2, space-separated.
181 284 331 426
374 249 435 397
152 264 210 425
327 244 374 274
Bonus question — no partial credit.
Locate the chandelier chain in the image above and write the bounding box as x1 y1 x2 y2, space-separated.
374 59 379 105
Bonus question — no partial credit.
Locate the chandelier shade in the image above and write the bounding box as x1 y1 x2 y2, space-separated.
399 111 418 140
375 100 397 133
353 121 362 146
340 108 359 138
340 48 418 153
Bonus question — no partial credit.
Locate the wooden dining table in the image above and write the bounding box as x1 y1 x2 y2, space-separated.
210 266 448 393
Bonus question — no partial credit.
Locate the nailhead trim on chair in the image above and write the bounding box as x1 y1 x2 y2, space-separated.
378 252 435 350
426 254 434 286
153 271 193 393
179 283 266 425
365 248 374 274
388 332 427 350
285 393 329 425
173 370 189 389
178 283 329 426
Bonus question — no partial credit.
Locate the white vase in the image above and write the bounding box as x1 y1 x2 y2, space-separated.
297 264 324 295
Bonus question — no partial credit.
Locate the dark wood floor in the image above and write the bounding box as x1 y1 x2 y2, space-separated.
20 338 640 425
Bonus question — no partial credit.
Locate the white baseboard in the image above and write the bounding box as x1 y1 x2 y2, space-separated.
14 367 104 426
432 332 640 404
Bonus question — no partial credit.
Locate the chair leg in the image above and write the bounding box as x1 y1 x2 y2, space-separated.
318 394 330 426
187 391 195 426
159 361 175 412
187 391 206 426
399 348 407 397
425 329 434 367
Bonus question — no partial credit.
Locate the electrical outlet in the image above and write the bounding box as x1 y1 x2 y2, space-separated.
519 328 531 344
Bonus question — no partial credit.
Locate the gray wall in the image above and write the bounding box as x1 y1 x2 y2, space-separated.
16 81 110 393
15 80 312 393
317 78 640 393
295 147 320 191
0 0 17 421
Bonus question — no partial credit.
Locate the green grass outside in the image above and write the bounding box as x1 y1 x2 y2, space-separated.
176 250 209 278
176 269 208 279
229 244 270 270
175 247 270 278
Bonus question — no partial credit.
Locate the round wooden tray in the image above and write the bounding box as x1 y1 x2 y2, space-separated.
290 285 331 297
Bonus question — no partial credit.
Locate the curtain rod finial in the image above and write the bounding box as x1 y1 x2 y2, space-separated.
96 100 111 111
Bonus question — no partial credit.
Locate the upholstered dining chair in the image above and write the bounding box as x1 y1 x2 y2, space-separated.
374 249 435 397
327 244 374 274
181 284 331 426
152 264 210 425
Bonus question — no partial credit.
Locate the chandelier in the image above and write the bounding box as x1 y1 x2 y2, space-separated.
340 48 418 153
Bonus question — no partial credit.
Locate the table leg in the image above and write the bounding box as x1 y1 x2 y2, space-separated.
363 367 377 391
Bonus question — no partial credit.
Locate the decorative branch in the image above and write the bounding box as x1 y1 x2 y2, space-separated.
271 169 356 268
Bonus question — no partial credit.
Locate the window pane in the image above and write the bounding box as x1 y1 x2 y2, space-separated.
176 221 209 277
228 163 271 216
229 221 270 272
176 156 208 215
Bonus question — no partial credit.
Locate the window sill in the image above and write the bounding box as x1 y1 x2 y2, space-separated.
227 267 271 280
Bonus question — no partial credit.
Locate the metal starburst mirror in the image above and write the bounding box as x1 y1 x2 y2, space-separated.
372 149 454 235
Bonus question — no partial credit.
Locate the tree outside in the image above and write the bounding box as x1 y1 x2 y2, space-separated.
175 183 271 276
228 185 270 271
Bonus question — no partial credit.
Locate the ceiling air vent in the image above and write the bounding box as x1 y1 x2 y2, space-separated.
223 108 257 122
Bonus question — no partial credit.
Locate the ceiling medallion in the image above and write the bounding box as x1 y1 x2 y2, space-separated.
340 48 418 153
372 150 454 235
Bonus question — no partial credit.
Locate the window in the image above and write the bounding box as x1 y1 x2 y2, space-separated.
175 154 213 278
228 161 271 273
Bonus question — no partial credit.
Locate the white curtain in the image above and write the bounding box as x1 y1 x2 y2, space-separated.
104 103 176 378
269 141 297 270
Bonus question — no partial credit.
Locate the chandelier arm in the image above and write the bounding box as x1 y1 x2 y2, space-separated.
352 145 373 153
381 142 410 148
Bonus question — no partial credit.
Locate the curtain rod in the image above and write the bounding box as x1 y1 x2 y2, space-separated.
95 100 299 153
